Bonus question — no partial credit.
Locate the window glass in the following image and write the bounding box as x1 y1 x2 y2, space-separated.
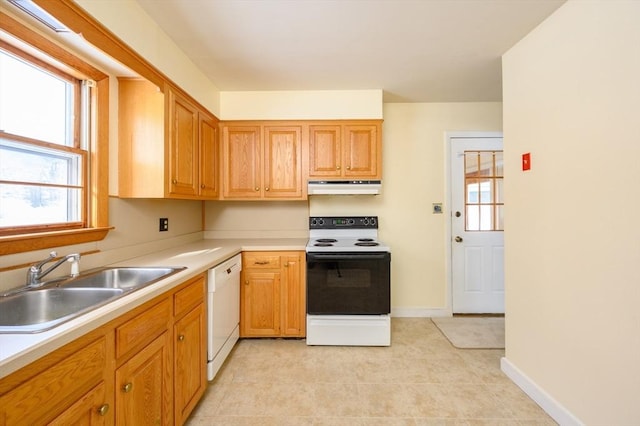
0 50 74 146
0 46 85 233
464 150 504 231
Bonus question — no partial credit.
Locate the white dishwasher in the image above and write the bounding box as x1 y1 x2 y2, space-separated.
207 253 242 380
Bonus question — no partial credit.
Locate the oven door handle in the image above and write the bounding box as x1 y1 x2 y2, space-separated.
307 252 390 261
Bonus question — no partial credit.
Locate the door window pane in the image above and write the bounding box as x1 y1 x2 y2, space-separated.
463 150 504 231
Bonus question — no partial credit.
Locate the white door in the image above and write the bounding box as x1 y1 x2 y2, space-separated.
451 136 504 313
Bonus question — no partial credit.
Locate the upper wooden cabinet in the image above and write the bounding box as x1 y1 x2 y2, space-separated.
118 79 219 199
221 124 304 200
309 121 381 179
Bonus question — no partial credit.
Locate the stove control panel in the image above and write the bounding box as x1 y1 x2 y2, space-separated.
309 216 378 229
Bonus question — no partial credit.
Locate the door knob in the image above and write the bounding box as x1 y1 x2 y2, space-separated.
455 236 463 243
455 211 462 218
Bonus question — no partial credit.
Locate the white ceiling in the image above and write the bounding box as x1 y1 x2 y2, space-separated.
135 0 565 103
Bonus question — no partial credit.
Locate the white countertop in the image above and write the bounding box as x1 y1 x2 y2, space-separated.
0 238 307 379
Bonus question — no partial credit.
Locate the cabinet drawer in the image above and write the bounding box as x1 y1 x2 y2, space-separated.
116 299 170 359
0 337 106 425
243 253 281 268
174 275 205 318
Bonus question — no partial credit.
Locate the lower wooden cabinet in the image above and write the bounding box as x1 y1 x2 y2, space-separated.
240 251 305 338
116 332 171 425
173 280 207 425
0 273 207 426
48 382 109 426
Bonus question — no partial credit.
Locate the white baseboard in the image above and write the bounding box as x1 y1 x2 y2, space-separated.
501 357 584 426
391 307 451 318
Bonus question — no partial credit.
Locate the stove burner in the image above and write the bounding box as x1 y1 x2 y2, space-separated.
355 242 379 247
316 238 338 243
314 242 334 247
357 238 375 242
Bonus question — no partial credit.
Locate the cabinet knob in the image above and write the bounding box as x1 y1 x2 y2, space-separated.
265 187 270 191
178 334 185 342
122 382 133 393
201 184 205 189
245 280 249 285
97 404 109 416
346 165 351 170
336 165 341 170
254 187 260 191
172 179 177 184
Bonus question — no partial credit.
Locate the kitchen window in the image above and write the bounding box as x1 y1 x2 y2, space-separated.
0 46 85 233
0 11 110 255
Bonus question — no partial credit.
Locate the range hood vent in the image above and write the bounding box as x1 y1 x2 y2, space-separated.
308 180 381 195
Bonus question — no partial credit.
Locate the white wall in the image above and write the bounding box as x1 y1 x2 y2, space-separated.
502 1 640 424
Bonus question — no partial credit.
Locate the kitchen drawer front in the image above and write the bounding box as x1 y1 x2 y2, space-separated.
243 253 281 269
174 275 205 319
0 337 106 425
116 299 171 359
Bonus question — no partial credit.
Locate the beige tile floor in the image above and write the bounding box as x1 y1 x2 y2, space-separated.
186 318 556 425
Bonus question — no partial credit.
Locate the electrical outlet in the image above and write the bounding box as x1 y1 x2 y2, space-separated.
159 218 169 232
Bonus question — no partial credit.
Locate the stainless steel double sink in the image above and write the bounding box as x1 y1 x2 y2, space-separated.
0 266 185 333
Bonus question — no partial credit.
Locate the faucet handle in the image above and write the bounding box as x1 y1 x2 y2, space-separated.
34 251 57 269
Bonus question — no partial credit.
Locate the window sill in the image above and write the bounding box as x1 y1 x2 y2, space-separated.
0 227 113 256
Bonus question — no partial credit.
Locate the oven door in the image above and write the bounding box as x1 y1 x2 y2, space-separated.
306 251 391 315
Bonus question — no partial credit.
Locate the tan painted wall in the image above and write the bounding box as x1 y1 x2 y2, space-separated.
204 102 502 312
75 0 221 116
310 103 502 312
502 1 640 423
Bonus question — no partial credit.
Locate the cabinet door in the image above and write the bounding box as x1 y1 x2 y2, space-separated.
240 270 280 336
47 382 109 426
343 124 380 178
281 253 306 337
0 337 107 425
174 304 206 426
199 113 219 199
222 126 262 198
168 89 199 197
308 125 342 177
263 126 303 199
116 332 172 426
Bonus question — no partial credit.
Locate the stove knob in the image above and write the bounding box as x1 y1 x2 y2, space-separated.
348 219 355 225
363 218 369 225
370 218 377 226
318 219 324 226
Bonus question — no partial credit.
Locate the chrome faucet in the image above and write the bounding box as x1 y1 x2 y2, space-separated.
26 251 81 287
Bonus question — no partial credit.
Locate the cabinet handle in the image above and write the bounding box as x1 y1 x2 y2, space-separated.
254 261 269 265
178 334 185 342
122 382 133 393
97 404 109 416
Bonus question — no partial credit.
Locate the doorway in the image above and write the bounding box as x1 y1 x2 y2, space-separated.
447 133 504 313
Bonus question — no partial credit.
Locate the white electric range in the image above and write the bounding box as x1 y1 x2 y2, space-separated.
305 216 391 346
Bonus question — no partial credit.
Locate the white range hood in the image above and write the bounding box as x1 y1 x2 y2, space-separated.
307 180 381 195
